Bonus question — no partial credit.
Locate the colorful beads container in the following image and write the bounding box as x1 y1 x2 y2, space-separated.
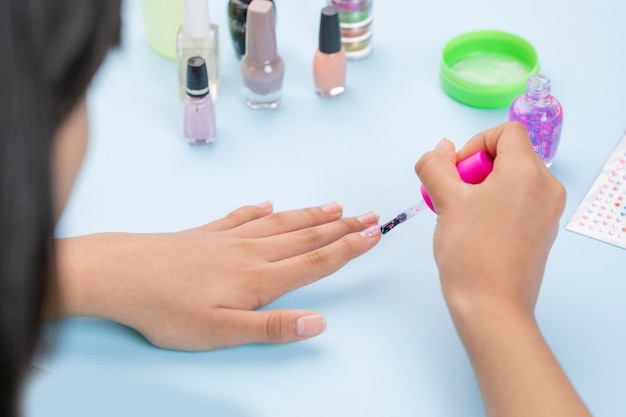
508 74 563 167
330 0 373 59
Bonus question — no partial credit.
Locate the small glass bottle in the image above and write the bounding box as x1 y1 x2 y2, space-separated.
508 74 563 167
184 57 216 145
241 0 284 109
177 0 220 102
313 6 347 97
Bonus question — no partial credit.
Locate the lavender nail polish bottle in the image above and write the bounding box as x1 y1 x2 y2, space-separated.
184 57 216 145
508 74 563 167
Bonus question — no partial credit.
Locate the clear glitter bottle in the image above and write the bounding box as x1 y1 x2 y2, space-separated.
508 74 563 167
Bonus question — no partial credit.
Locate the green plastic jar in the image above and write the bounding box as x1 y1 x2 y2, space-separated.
440 30 540 108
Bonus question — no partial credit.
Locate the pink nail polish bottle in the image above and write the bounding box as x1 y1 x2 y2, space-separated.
313 5 347 97
184 57 216 145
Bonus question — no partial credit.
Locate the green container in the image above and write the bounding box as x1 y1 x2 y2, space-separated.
337 6 372 24
139 0 182 60
440 30 540 108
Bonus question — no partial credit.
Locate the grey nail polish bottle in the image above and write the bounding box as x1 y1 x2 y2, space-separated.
240 0 284 109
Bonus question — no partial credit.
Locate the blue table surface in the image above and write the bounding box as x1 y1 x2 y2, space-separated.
25 0 626 416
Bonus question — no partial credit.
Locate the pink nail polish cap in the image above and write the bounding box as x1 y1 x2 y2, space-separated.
420 151 494 213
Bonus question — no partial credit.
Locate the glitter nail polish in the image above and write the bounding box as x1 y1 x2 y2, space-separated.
508 74 563 167
184 57 216 145
313 6 347 97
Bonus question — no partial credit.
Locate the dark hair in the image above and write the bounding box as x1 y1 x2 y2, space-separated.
0 1 121 415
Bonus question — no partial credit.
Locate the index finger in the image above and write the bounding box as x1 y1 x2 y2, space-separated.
456 122 537 162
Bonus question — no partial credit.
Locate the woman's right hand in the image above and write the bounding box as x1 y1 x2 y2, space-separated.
414 121 566 321
414 123 593 417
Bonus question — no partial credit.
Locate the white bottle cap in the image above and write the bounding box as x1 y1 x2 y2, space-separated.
182 0 210 38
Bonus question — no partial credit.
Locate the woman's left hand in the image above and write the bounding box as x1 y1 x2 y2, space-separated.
54 201 381 350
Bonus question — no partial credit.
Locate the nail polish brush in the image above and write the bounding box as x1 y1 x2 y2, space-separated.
381 151 494 235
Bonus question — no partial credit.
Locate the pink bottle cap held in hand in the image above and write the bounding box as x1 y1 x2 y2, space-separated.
381 151 494 235
420 151 494 212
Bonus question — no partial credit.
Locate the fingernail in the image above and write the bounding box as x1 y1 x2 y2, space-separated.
320 201 343 214
360 224 381 238
296 314 326 337
257 201 273 210
356 210 379 225
435 138 447 150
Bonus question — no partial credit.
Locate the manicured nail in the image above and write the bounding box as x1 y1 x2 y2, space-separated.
296 314 326 337
360 224 381 238
435 138 448 150
257 201 273 210
356 211 379 225
320 201 343 214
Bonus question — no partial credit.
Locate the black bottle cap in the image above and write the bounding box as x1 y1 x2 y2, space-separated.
319 6 341 54
186 56 209 97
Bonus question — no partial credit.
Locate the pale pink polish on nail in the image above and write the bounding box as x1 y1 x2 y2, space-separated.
435 138 448 150
257 201 273 209
320 201 343 214
360 224 381 237
296 315 326 337
356 210 379 224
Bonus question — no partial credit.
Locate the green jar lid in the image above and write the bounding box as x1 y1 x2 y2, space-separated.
440 30 540 108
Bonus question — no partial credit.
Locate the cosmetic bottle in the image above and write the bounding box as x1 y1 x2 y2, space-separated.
184 57 216 145
241 0 284 109
313 6 346 97
177 0 220 102
508 74 563 167
227 0 275 59
330 0 373 59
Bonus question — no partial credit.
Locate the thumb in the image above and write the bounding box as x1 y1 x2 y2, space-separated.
414 139 463 213
210 308 327 348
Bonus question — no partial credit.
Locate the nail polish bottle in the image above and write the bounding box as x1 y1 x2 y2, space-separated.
177 0 220 102
508 74 563 167
314 6 346 97
227 0 275 60
184 57 216 145
241 0 284 109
